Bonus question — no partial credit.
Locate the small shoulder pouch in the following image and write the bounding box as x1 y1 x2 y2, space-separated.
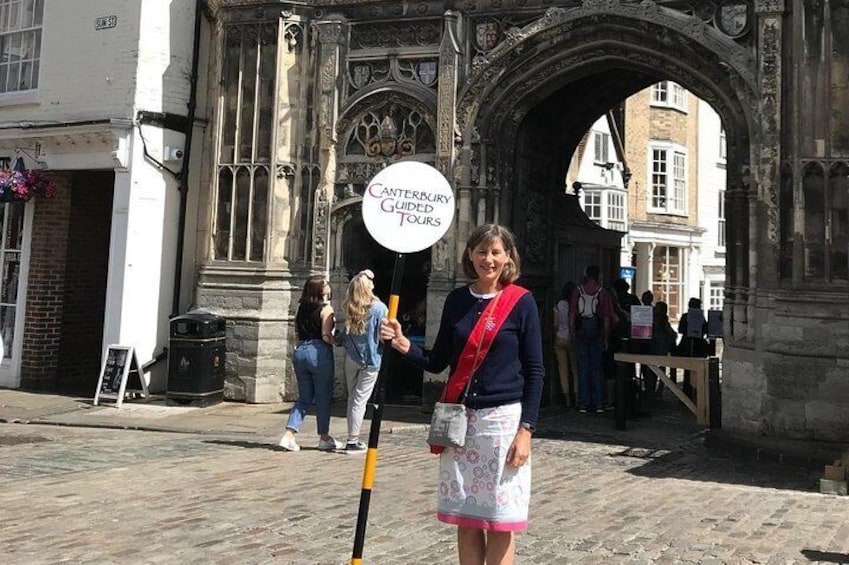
428 287 527 451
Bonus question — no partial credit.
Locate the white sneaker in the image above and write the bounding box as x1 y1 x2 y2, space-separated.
278 436 300 452
345 439 368 454
317 436 343 451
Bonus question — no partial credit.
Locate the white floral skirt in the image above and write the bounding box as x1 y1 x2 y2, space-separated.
436 402 531 532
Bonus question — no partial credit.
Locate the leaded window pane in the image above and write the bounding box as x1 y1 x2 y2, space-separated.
801 0 827 156
238 28 258 163
214 21 277 263
256 33 276 163
219 28 241 164
803 163 826 278
232 167 251 261
780 165 794 279
831 1 849 156
829 163 849 279
215 168 233 260
250 167 268 262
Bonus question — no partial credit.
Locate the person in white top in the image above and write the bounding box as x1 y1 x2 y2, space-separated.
553 281 578 407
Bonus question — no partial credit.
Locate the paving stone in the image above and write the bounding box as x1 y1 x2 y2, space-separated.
1 417 848 564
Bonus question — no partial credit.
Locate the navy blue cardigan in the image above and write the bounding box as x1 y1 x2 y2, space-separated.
403 286 545 427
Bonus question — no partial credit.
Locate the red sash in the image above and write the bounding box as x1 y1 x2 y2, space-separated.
430 283 529 454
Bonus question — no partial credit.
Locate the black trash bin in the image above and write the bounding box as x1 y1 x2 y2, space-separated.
167 310 226 406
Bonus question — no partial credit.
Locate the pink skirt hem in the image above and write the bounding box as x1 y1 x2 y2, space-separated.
437 512 528 532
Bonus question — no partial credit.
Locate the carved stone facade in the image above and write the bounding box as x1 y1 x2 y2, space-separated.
198 0 849 442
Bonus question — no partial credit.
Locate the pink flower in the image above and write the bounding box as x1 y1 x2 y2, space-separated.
0 169 56 201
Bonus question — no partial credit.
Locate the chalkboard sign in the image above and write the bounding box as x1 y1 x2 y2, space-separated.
94 345 149 407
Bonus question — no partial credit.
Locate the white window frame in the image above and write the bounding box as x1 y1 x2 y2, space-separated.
719 127 727 162
0 201 32 388
647 142 688 215
651 246 684 318
651 81 688 112
708 283 724 311
582 190 602 222
717 189 726 250
0 0 43 98
593 131 610 164
607 190 626 232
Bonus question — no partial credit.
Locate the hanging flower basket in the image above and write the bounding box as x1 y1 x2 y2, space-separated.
0 169 56 203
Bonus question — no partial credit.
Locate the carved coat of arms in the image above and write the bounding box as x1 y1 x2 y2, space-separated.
475 21 499 52
352 64 371 88
416 61 438 86
716 1 750 38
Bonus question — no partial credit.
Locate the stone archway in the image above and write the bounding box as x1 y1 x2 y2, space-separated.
452 4 763 430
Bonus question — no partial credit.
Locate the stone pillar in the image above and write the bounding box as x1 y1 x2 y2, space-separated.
686 244 701 305
270 12 306 265
753 0 785 286
312 16 347 273
421 11 462 410
436 11 460 179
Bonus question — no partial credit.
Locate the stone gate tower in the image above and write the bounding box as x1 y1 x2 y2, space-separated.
198 0 849 442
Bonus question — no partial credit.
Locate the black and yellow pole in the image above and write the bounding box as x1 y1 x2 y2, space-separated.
351 253 405 565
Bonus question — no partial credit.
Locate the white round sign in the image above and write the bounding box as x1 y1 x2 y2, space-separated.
362 161 455 253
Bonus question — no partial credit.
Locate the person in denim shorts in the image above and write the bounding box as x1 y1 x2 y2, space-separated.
279 275 343 452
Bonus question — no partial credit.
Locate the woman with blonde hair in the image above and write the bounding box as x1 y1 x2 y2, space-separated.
341 269 388 453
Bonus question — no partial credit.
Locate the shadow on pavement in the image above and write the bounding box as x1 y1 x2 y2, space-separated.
202 438 359 454
800 549 849 563
203 439 283 451
536 393 826 494
535 391 705 452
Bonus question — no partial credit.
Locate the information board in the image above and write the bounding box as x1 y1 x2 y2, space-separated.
93 345 149 407
630 305 653 339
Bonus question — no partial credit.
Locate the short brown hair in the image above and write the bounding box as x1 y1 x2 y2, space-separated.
461 224 521 285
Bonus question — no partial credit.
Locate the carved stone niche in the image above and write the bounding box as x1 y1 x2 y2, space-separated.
343 102 436 160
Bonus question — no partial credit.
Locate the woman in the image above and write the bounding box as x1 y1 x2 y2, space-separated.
381 224 544 565
553 281 577 407
647 301 678 395
340 269 388 453
677 297 709 398
279 275 343 452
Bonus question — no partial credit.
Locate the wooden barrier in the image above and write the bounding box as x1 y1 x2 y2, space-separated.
614 353 720 426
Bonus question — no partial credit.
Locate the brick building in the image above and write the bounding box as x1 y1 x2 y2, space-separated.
0 1 200 394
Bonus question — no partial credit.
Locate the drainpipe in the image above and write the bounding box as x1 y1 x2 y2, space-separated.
171 0 205 317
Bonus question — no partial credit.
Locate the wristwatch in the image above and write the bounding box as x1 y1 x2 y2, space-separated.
519 422 535 433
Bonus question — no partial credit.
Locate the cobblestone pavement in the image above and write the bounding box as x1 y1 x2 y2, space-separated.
1 418 848 565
